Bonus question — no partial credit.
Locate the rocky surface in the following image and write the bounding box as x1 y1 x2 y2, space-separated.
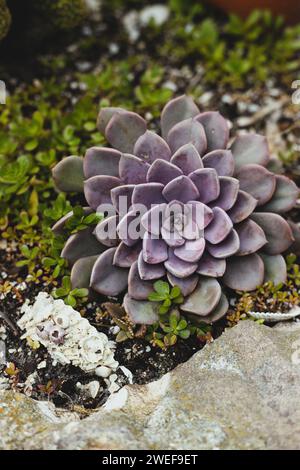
1 320 300 450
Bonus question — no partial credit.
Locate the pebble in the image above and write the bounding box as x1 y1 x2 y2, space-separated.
95 365 111 378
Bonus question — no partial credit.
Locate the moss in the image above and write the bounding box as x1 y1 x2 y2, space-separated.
0 0 11 40
38 0 88 30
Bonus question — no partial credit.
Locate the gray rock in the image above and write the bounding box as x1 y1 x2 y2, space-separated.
1 320 300 450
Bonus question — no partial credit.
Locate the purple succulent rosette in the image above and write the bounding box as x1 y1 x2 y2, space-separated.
52 95 299 324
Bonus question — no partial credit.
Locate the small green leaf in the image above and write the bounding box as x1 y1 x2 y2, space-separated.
173 294 184 304
170 285 181 299
66 294 76 307
169 311 178 329
148 292 167 302
163 298 172 307
179 329 191 340
159 305 169 314
177 319 188 331
72 288 89 298
154 280 170 296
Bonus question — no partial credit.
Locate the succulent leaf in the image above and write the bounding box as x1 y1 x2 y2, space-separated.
97 107 125 134
170 143 203 175
84 175 121 210
207 229 240 258
61 226 106 266
123 294 159 324
167 118 207 155
143 232 168 264
83 147 121 179
167 273 199 297
70 255 98 289
209 176 239 211
163 175 199 203
52 156 84 192
260 175 299 213
161 95 200 139
202 149 234 177
147 159 183 185
236 164 276 206
128 261 154 300
105 111 147 153
181 277 222 316
231 134 270 169
260 253 287 285
189 168 220 204
197 252 226 277
235 219 267 256
134 130 171 163
113 241 142 268
90 247 129 296
227 190 257 224
251 212 294 255
204 207 233 244
196 112 229 152
223 253 264 291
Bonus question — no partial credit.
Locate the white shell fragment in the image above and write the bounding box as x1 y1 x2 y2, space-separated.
249 306 300 322
17 293 119 374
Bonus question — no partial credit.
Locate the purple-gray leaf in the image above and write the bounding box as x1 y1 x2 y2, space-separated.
197 252 226 277
170 143 203 175
250 212 294 255
196 111 229 152
90 247 129 296
231 133 270 170
227 190 257 224
83 147 121 179
202 149 234 177
235 219 267 256
207 229 240 258
123 294 159 325
167 118 207 155
138 252 166 280
161 95 200 139
181 277 222 315
119 153 150 184
223 253 264 291
204 207 233 244
113 241 142 268
134 130 171 163
163 175 199 203
105 111 147 153
147 159 182 185
128 261 154 300
236 164 276 206
143 232 168 264
189 168 220 204
84 175 121 210
164 248 198 278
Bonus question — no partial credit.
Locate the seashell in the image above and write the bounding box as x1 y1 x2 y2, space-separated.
88 380 100 399
18 293 119 376
249 306 300 322
48 325 66 345
36 320 54 341
53 314 70 329
82 336 104 353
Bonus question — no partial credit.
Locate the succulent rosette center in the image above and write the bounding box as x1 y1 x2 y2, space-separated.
52 95 299 325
